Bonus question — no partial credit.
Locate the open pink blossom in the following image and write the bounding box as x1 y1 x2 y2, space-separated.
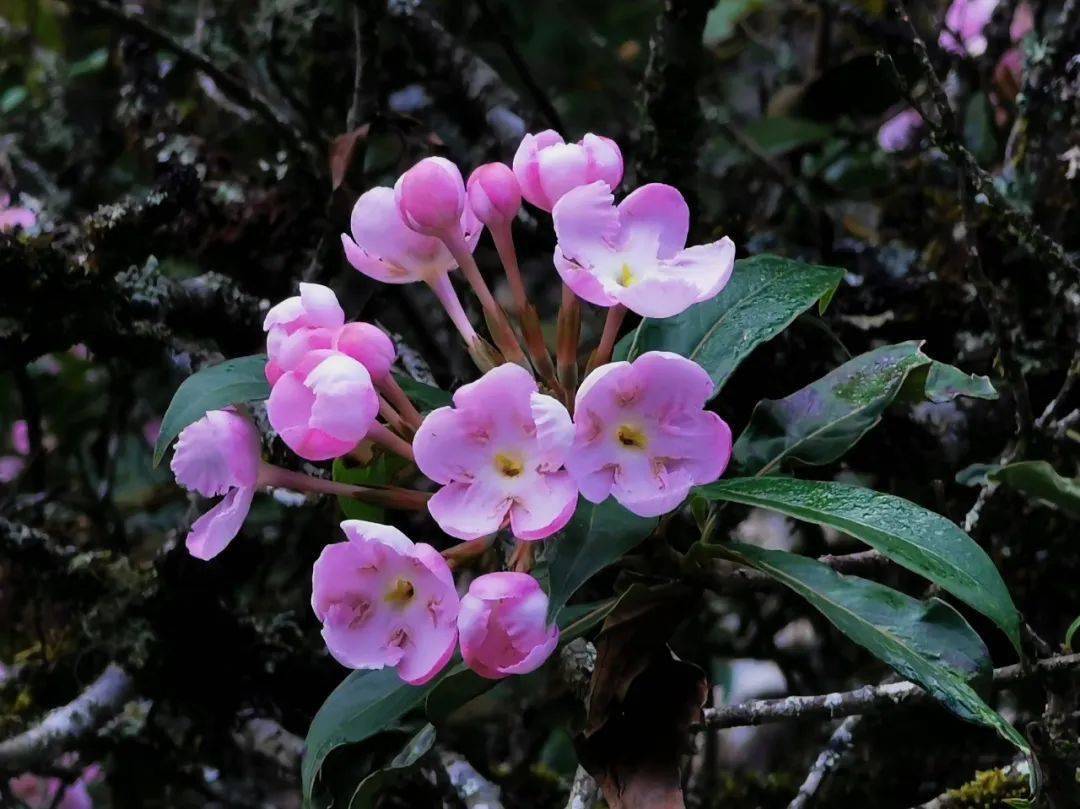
263 283 345 385
0 193 36 233
413 364 578 541
467 162 522 227
312 519 459 685
458 572 559 679
553 182 735 318
878 108 924 152
341 186 481 285
566 351 732 518
394 157 467 236
512 131 623 212
170 408 261 560
266 349 379 461
940 0 997 56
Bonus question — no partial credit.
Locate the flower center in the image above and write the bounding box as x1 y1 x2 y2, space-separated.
616 262 636 287
494 452 525 478
385 578 415 607
616 424 648 450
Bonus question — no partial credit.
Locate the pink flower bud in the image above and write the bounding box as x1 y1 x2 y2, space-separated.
170 408 262 560
466 163 521 226
335 322 396 381
312 520 460 685
512 130 625 212
394 157 467 236
458 572 559 679
266 350 379 462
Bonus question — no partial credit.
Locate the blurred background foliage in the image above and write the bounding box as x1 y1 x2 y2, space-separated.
0 0 1078 806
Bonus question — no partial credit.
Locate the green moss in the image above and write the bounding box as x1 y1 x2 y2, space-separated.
939 768 1027 808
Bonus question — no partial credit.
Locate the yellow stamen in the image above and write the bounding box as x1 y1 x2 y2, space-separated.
385 578 415 606
494 452 525 478
617 263 636 287
616 424 648 450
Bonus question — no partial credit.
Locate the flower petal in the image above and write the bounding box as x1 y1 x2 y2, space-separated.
185 486 255 560
428 479 511 541
509 471 579 541
616 183 689 259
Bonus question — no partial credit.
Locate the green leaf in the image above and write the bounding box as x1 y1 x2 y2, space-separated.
699 477 1021 652
742 117 833 157
0 86 28 115
347 724 436 809
990 461 1080 519
545 498 658 620
923 361 997 403
734 341 993 475
963 92 999 166
332 454 407 522
725 543 1029 753
302 668 444 806
392 372 451 412
1065 614 1080 652
615 255 844 396
153 355 270 467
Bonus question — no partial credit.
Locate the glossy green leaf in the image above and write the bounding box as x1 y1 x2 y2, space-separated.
347 724 436 809
725 543 1028 752
153 355 270 467
700 477 1021 651
615 255 844 396
990 461 1080 519
545 498 658 621
734 341 993 475
392 372 452 412
302 668 445 807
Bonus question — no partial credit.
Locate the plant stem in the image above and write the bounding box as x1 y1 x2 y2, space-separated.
368 422 415 462
378 373 424 429
258 463 429 510
556 284 582 406
586 304 626 375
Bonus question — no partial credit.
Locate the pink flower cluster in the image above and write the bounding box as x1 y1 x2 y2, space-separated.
167 129 737 685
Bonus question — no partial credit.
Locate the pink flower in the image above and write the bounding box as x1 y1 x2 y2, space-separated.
8 758 100 809
939 0 997 56
1010 1 1034 41
11 420 29 455
467 163 522 227
311 519 459 685
341 186 482 345
512 131 623 212
566 351 732 518
877 108 924 152
266 349 379 461
0 457 24 483
171 408 262 560
341 186 480 286
263 283 396 384
9 774 93 809
552 182 735 318
263 283 345 385
335 322 396 381
413 364 578 541
0 193 36 233
394 157 467 236
458 572 558 679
